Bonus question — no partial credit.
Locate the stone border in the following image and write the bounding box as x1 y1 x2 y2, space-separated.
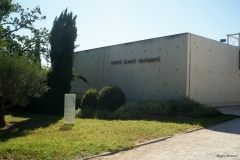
83 127 204 160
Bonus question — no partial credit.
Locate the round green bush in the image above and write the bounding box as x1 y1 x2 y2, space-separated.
97 86 126 112
81 88 99 110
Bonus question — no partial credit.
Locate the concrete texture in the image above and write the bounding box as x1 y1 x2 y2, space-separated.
71 33 188 101
71 33 240 107
91 119 240 160
189 34 240 106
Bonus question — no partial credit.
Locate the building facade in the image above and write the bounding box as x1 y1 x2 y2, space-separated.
71 33 240 106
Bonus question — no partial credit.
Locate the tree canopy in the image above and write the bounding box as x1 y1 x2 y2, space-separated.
0 0 49 127
0 53 49 127
0 0 50 64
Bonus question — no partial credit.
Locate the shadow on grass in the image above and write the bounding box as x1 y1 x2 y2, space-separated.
0 112 62 142
1 111 237 143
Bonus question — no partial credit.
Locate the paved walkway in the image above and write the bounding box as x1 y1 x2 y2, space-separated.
92 118 240 160
217 106 240 117
92 119 240 160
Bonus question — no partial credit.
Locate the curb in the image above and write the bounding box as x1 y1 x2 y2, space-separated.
186 127 203 133
134 136 172 148
84 136 172 160
83 127 204 160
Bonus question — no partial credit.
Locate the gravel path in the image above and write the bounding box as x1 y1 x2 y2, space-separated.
91 119 240 160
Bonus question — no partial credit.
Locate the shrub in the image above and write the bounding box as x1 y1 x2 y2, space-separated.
169 97 223 118
113 97 222 119
135 99 171 116
98 86 126 112
77 107 96 118
113 99 172 119
81 88 99 110
96 110 113 120
114 103 143 119
76 96 223 120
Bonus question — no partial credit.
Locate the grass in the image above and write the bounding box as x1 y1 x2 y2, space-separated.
0 112 235 160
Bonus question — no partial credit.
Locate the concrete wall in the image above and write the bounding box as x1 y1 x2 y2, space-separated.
71 33 189 101
71 48 105 94
188 34 240 106
71 33 240 106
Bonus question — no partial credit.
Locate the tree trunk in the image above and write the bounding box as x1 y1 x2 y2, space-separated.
0 108 6 128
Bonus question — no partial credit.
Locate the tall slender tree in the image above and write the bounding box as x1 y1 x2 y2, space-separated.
50 8 77 93
32 9 87 115
42 9 78 114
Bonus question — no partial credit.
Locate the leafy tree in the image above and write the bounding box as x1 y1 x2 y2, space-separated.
0 26 4 51
0 0 13 21
0 53 48 127
0 0 50 127
0 0 50 64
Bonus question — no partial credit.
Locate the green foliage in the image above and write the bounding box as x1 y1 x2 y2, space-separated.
0 54 48 106
0 0 13 17
0 1 50 125
113 97 222 120
75 94 223 121
50 8 77 89
169 97 222 118
98 86 126 112
0 53 48 127
77 107 96 118
81 88 99 110
95 110 113 119
28 70 69 115
0 26 4 52
114 100 172 119
25 9 87 115
0 0 50 64
42 9 78 114
77 97 223 120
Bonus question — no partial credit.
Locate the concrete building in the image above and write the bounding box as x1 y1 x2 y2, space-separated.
71 33 240 106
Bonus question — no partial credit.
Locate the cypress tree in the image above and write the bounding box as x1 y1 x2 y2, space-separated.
35 8 87 115
50 8 77 93
42 9 77 114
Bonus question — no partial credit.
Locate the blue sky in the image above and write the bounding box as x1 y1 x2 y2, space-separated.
13 0 240 52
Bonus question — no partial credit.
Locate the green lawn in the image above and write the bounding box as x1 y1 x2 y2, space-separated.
0 112 235 160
